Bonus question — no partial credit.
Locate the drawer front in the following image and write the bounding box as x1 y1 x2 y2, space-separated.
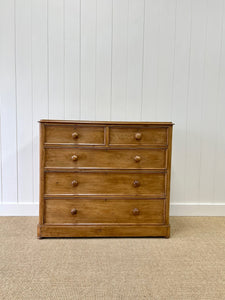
109 127 168 146
45 172 166 197
45 125 104 144
45 199 165 224
45 148 166 169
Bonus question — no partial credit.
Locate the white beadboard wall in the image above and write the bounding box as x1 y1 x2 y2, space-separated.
0 0 225 216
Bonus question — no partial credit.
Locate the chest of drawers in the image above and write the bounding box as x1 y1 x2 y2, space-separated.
37 120 174 238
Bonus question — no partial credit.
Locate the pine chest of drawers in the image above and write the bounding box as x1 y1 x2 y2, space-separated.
37 120 174 238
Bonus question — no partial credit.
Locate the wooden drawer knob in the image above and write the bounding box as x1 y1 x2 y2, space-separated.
72 154 78 161
133 180 140 187
72 132 79 139
72 180 78 187
71 208 77 215
134 155 141 162
132 208 140 216
135 132 142 140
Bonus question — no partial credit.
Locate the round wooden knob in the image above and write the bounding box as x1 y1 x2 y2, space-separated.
71 154 78 161
133 180 140 187
72 180 78 187
135 132 142 140
72 132 79 139
71 208 77 215
132 208 140 216
134 155 141 162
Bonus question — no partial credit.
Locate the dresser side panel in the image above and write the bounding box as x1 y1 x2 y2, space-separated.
165 126 173 225
38 123 45 226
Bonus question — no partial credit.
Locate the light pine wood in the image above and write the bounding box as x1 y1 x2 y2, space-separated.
39 123 45 225
165 126 173 224
37 224 170 238
38 120 173 238
45 148 167 169
44 171 166 196
45 125 105 144
44 199 165 224
109 126 168 146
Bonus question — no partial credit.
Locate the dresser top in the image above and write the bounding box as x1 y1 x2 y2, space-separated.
39 119 174 125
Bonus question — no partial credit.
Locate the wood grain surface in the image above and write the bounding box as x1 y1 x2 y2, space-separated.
44 199 165 224
38 120 173 238
45 148 167 169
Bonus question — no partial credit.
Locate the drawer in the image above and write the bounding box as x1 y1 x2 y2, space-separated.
45 199 165 224
109 126 168 146
45 148 167 169
45 125 105 144
45 172 166 197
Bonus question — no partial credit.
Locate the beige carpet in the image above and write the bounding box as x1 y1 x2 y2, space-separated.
0 217 225 300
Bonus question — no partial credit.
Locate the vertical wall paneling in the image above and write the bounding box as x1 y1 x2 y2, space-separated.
80 0 97 120
156 0 176 121
126 0 145 121
48 0 65 119
32 0 48 203
111 0 129 120
0 0 18 203
185 0 208 203
141 0 161 121
214 1 225 203
199 0 224 202
65 0 81 120
95 0 112 120
0 102 2 203
170 0 191 204
15 0 33 203
1 0 225 214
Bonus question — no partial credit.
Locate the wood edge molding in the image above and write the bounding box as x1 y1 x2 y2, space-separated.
43 143 169 148
37 224 170 238
43 195 167 200
39 119 175 126
44 145 168 150
165 126 173 224
39 123 45 225
44 167 167 172
43 222 166 226
43 169 167 174
43 194 167 199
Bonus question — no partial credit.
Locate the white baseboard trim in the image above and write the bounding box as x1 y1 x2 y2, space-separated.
170 203 225 216
0 203 225 216
0 203 39 216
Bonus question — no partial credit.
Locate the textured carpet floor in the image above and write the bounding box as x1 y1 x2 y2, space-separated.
0 217 225 300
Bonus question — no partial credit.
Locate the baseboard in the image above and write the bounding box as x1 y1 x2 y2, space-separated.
170 203 225 216
0 203 39 216
0 203 225 216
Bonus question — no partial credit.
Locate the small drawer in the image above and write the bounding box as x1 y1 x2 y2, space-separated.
45 148 167 169
109 126 168 146
45 125 105 144
45 172 166 197
44 199 165 224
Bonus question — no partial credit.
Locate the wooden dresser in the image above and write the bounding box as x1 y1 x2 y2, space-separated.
37 120 174 238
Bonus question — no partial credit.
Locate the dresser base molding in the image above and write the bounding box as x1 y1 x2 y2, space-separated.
37 224 170 238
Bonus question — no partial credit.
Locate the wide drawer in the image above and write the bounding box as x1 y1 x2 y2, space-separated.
45 125 105 144
109 126 168 146
45 172 166 197
44 199 165 224
45 148 166 169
